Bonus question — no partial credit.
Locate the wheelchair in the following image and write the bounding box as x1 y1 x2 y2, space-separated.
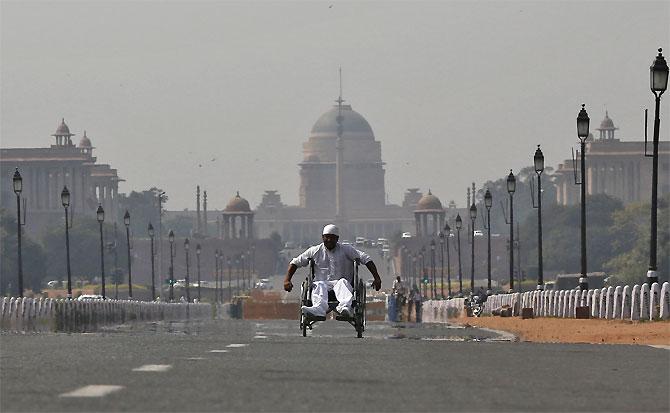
299 258 366 338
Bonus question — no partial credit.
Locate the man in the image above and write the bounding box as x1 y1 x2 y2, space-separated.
283 224 382 318
392 275 406 321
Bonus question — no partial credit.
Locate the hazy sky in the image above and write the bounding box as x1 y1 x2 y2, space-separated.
2 1 668 211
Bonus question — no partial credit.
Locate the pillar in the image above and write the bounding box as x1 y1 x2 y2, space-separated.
415 214 421 237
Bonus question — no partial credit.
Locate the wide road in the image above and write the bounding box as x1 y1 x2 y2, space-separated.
1 319 668 412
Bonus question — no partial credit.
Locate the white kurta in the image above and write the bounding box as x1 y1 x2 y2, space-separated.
291 243 371 316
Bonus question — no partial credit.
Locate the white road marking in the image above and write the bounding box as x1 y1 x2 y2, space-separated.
132 364 172 372
254 335 268 339
256 332 266 335
60 385 124 398
187 357 206 360
226 344 248 348
649 345 670 350
209 349 229 353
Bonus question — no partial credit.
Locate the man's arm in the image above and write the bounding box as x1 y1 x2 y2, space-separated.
283 263 298 292
365 261 382 291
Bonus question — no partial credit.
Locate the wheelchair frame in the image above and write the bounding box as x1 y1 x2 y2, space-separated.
299 258 366 338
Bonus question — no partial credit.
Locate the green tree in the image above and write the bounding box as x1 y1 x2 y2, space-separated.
117 187 167 236
164 214 194 237
42 217 128 283
604 195 669 285
519 194 624 279
0 209 47 295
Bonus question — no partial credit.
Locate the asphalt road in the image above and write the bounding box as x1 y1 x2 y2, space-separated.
1 319 668 412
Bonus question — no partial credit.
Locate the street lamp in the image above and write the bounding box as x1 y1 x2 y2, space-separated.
148 223 155 300
411 253 417 289
506 170 516 292
420 247 426 299
484 189 493 295
439 233 445 299
123 210 132 299
12 168 24 297
455 214 463 297
184 238 191 302
228 257 234 298
444 223 452 298
196 243 201 301
235 258 240 295
576 105 590 291
168 230 175 302
469 204 477 295
648 48 668 286
97 205 106 299
61 186 72 299
215 249 220 303
534 145 545 291
241 254 246 292
430 239 436 299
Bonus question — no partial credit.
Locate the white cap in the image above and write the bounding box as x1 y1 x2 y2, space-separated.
322 224 339 236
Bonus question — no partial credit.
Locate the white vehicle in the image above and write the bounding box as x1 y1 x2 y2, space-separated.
46 280 60 288
401 232 412 238
76 294 104 301
254 278 273 290
355 237 366 246
474 230 484 237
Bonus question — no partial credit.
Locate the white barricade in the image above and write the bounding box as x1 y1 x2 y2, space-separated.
621 286 631 320
631 285 641 320
598 288 607 319
640 283 650 321
660 282 670 320
605 286 614 319
650 282 660 320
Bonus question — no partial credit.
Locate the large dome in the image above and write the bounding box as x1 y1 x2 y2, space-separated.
310 104 374 138
224 192 251 212
415 190 443 211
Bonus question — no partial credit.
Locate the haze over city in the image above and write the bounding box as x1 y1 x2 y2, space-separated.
2 1 668 210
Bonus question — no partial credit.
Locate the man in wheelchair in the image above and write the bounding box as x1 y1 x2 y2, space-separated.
283 224 382 318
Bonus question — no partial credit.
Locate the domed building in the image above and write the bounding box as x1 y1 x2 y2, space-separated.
253 97 448 243
414 190 446 237
299 104 386 212
221 192 254 240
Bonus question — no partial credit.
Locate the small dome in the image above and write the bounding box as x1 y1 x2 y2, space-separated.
224 191 251 212
310 104 374 137
416 190 443 211
599 111 615 129
79 131 92 147
53 118 72 136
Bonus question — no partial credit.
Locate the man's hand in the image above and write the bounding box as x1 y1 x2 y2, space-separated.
372 278 381 291
283 279 293 292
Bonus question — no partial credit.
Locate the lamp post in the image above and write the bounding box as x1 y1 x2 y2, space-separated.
484 189 493 295
123 210 132 299
648 48 668 285
506 170 516 292
455 214 463 297
215 249 220 303
534 145 545 290
241 254 246 292
411 254 417 289
444 223 452 298
420 247 426 299
228 257 234 298
196 243 201 301
184 238 191 302
61 186 72 299
469 204 477 295
97 205 106 299
576 105 590 291
168 230 175 302
12 168 24 297
148 223 155 300
439 233 445 299
430 239 436 299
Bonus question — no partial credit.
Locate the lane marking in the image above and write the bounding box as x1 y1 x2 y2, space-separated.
132 364 172 372
256 331 266 335
209 350 229 353
226 344 248 348
60 385 124 398
254 335 268 339
649 345 670 350
187 357 206 360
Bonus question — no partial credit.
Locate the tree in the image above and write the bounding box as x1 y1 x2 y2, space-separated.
117 187 166 237
42 217 128 283
164 214 194 237
604 195 669 285
0 209 47 295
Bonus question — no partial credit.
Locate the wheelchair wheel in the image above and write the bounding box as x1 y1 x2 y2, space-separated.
300 280 308 337
355 279 366 338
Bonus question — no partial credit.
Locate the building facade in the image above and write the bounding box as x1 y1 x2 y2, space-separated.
0 119 123 235
554 112 670 206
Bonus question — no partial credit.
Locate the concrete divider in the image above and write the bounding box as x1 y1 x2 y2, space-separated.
660 282 670 320
0 297 213 333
